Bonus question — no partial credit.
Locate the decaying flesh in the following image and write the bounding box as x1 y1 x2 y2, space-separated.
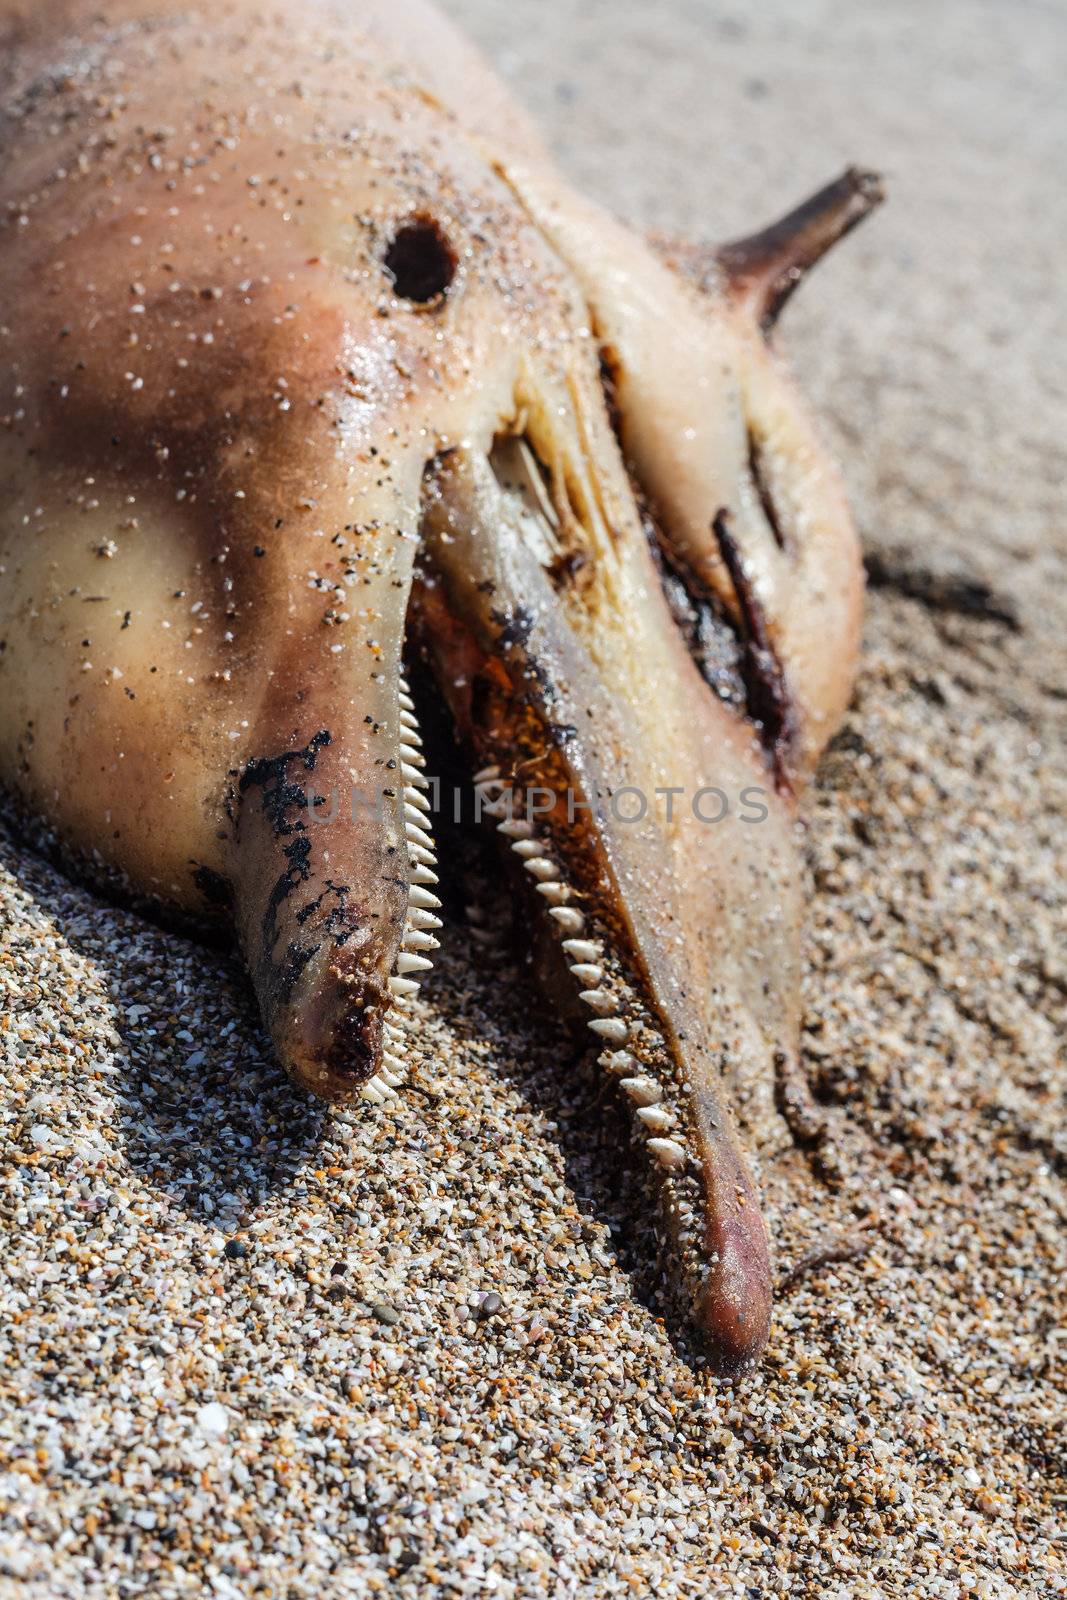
0 0 881 1372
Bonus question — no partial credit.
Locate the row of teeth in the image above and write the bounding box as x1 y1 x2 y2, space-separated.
474 765 689 1174
364 735 708 1316
362 676 443 1104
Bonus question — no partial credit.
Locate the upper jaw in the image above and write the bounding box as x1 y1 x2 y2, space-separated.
409 399 806 1369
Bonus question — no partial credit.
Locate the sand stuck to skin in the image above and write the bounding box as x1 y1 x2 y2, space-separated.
1 1 1064 1593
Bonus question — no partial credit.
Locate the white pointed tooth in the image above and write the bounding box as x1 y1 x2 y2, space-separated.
569 963 602 986
362 1079 386 1104
536 882 568 904
389 974 420 998
620 1075 662 1106
510 838 540 859
409 872 439 894
382 1051 405 1073
407 908 443 931
636 1105 674 1133
399 712 422 738
579 988 616 1016
473 764 500 784
407 843 436 867
648 1137 687 1170
481 796 509 817
549 906 585 934
402 763 428 787
589 1017 628 1043
498 818 533 839
599 1050 636 1076
402 929 439 951
524 857 559 881
406 826 435 854
562 939 600 963
405 796 431 821
379 1067 403 1088
396 951 433 975
398 689 415 712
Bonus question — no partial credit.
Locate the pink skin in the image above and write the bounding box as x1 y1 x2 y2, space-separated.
0 0 878 1369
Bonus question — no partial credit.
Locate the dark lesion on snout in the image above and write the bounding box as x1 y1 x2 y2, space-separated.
236 734 337 1005
236 731 334 989
232 729 400 1091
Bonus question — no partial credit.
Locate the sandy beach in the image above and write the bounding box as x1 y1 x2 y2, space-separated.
1 0 1064 1593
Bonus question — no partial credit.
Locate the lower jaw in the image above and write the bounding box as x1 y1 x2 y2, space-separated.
400 580 774 1371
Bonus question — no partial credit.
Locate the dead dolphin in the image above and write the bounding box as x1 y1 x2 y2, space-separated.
0 0 881 1371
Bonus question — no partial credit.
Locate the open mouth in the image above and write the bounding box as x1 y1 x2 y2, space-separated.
219 169 883 1376
356 447 778 1369
0 0 880 1378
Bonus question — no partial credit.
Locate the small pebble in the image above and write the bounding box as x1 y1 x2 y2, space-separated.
474 1291 503 1321
194 1402 229 1438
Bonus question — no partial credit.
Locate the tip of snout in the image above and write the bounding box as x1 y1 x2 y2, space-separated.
270 959 389 1103
696 1242 773 1377
693 1144 774 1375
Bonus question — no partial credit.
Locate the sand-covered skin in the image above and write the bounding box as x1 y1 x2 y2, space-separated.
1 0 1064 1594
